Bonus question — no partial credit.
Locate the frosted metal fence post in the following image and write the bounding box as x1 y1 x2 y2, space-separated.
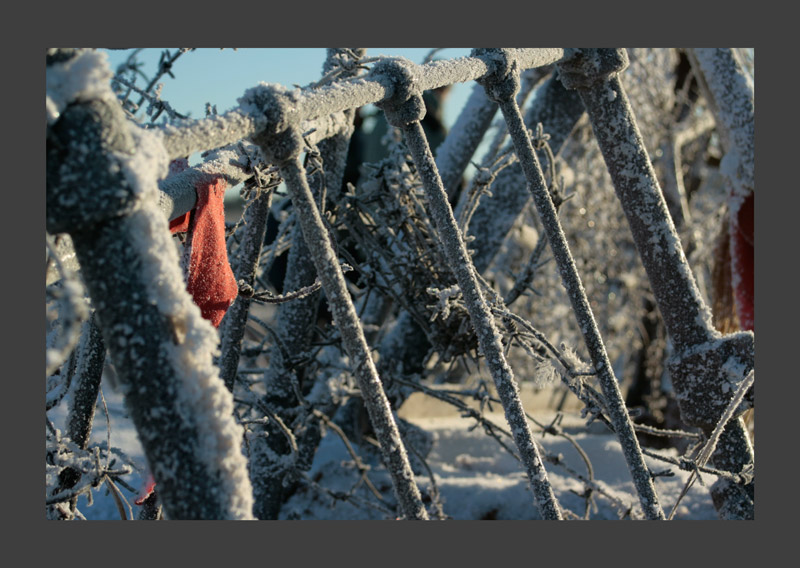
244 83 428 520
434 83 498 199
371 57 562 520
46 49 254 520
375 72 586 410
557 48 753 518
688 48 755 330
685 48 755 519
464 73 586 274
251 49 367 519
218 188 273 392
57 313 106 510
474 48 666 520
687 49 754 200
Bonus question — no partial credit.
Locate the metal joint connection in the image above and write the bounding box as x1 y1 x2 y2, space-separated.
557 48 629 90
242 84 303 165
472 48 521 103
370 57 426 127
667 332 755 429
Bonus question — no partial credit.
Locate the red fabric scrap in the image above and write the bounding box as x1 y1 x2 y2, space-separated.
170 176 238 328
730 192 754 331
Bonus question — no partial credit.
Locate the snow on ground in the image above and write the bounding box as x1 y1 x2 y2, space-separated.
279 392 717 520
51 380 717 520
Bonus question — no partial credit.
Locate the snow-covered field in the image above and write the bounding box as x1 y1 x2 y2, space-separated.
52 379 717 520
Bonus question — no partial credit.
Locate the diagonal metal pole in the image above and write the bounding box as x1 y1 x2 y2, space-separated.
463 72 586 274
557 48 753 519
473 48 666 520
244 83 429 520
372 57 563 520
371 72 586 417
218 187 273 393
250 49 368 519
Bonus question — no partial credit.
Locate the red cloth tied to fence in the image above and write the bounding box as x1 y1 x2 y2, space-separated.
731 192 754 331
169 175 238 328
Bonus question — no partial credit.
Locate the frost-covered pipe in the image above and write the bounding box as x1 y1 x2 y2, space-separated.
434 83 498 198
245 81 428 520
688 49 754 202
373 57 562 520
557 48 753 519
47 49 254 519
251 49 365 519
688 48 755 334
475 48 666 520
158 49 565 162
560 50 715 351
218 188 273 392
159 107 354 163
465 74 586 274
156 142 258 221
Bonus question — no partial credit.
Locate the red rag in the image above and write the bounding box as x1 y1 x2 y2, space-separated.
731 192 754 331
166 158 237 328
174 176 239 328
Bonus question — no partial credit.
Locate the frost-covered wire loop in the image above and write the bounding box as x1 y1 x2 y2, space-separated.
371 58 426 127
473 48 521 103
557 48 630 90
241 83 304 164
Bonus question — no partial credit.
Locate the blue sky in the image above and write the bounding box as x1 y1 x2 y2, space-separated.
102 48 474 129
